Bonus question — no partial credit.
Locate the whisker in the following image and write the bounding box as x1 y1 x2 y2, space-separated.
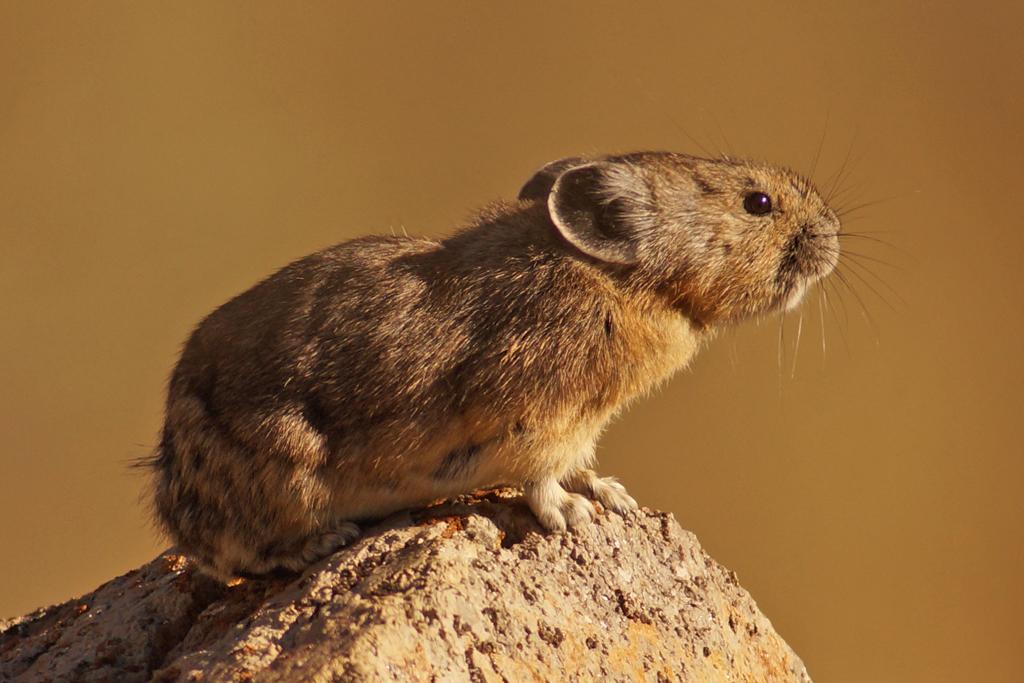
836 214 875 227
824 130 860 204
839 260 908 310
820 244 905 272
823 275 850 331
828 178 869 208
632 79 716 158
808 236 907 275
838 256 903 311
836 194 903 217
822 278 852 358
808 109 830 185
790 309 804 378
817 284 827 363
837 232 909 256
728 329 739 373
838 226 902 235
777 311 786 400
711 113 735 159
833 266 881 346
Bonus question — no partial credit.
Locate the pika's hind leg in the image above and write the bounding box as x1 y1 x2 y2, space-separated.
275 522 362 572
203 522 362 579
524 478 595 532
562 469 638 515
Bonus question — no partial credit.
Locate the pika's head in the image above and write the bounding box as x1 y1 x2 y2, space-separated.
520 152 840 326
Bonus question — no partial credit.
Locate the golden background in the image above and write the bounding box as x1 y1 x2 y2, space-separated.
2 3 1021 681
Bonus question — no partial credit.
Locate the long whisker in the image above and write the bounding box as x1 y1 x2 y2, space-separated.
836 195 903 217
728 328 739 373
711 113 735 159
810 236 907 272
817 284 827 363
777 310 785 395
813 238 908 307
811 230 901 251
828 178 869 208
837 256 903 312
839 252 908 295
825 130 860 204
821 278 852 357
823 275 849 331
831 245 905 272
837 232 909 256
790 309 804 378
833 266 881 346
808 109 830 185
838 226 903 235
632 78 716 158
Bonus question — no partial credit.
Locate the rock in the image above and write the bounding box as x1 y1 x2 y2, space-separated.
0 489 811 682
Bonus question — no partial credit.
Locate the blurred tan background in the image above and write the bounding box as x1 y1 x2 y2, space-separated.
1 2 1022 681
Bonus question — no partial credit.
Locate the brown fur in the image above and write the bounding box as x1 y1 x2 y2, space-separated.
145 151 840 580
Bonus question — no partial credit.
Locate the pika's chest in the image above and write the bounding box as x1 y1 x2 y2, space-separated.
580 308 700 418
636 314 699 385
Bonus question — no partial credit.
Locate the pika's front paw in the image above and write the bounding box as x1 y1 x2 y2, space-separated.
563 469 638 515
524 479 595 532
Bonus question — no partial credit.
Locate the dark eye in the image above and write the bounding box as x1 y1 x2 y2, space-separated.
743 191 772 216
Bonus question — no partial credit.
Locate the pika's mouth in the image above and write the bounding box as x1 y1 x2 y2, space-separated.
776 224 840 310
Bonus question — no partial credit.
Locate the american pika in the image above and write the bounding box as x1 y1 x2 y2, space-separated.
145 152 840 580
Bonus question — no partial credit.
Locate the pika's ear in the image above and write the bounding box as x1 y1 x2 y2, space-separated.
548 162 647 265
518 157 588 201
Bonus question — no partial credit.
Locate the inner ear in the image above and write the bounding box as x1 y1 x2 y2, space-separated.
518 157 588 201
548 163 640 265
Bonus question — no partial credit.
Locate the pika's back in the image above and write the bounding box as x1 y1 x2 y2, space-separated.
170 203 641 435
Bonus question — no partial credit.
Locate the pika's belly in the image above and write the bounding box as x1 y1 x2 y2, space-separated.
324 413 609 521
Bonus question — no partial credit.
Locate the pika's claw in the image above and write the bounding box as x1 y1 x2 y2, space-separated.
525 479 596 532
590 476 638 514
563 469 638 515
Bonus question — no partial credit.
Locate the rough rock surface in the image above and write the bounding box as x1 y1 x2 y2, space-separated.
0 489 811 682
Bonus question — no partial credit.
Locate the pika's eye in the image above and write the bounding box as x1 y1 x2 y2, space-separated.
743 192 772 216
